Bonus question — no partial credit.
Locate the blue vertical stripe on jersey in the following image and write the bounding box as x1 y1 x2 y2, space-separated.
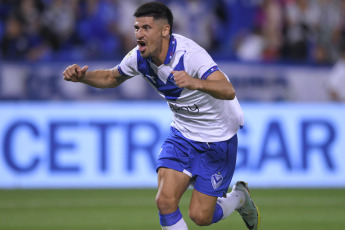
137 51 185 101
164 35 177 64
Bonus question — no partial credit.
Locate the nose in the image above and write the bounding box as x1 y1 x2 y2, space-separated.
136 28 143 39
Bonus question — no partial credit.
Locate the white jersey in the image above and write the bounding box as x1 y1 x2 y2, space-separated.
327 59 345 101
118 34 244 142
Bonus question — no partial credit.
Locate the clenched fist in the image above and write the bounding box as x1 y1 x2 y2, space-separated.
63 64 89 82
172 70 200 90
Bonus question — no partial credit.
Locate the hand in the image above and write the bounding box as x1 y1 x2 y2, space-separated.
63 64 89 82
172 70 200 90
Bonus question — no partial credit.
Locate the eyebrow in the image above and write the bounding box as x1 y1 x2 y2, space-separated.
134 23 151 29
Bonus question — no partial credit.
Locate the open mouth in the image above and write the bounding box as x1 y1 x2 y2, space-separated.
137 40 147 52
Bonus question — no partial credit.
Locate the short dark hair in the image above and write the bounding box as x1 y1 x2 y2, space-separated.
134 2 173 35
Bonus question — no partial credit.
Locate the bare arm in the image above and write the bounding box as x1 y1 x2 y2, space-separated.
63 64 131 88
172 70 236 100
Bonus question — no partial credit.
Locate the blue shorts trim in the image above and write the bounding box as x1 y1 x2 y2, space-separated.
157 127 237 197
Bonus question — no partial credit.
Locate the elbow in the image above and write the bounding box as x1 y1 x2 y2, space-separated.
102 80 119 89
224 89 236 100
224 82 236 100
229 90 236 100
215 91 235 100
97 83 117 89
212 89 235 100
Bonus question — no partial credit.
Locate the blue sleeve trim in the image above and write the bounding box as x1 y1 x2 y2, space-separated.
117 65 126 76
201 66 219 80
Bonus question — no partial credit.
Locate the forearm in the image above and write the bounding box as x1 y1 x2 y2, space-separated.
81 69 122 88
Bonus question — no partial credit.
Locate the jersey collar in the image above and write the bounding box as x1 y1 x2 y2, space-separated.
163 35 177 65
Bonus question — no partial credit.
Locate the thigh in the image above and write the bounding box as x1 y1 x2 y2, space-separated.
156 167 191 214
189 189 218 222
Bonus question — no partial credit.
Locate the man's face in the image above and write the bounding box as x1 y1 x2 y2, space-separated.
134 16 166 59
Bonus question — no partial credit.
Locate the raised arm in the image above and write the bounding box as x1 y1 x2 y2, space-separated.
172 70 236 100
63 64 131 88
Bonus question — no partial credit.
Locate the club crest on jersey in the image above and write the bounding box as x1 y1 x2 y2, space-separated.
211 173 223 190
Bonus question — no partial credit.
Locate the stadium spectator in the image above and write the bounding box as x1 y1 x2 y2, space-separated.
327 39 345 101
235 26 265 61
41 0 83 59
281 0 318 61
17 0 52 60
75 0 124 59
327 0 345 62
1 16 26 59
260 0 284 61
168 0 215 51
309 0 342 64
219 0 262 57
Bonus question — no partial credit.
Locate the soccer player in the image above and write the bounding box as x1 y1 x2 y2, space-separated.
63 2 260 229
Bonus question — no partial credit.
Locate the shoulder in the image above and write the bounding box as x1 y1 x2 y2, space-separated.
174 34 213 67
173 33 205 54
118 46 140 76
122 47 139 63
175 34 215 66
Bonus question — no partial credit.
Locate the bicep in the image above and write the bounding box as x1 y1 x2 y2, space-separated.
206 70 232 85
204 70 236 100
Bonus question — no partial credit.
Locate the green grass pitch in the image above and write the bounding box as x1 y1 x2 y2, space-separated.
0 188 344 230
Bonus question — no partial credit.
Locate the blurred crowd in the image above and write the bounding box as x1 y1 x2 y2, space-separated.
1 0 345 64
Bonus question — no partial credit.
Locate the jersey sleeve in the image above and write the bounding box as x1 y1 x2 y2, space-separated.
117 48 140 77
185 47 219 80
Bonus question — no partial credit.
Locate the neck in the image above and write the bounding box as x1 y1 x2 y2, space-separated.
151 35 170 66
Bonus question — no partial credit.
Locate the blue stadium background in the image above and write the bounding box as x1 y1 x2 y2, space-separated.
1 0 344 188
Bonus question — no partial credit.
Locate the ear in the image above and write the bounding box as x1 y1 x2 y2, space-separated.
161 24 170 37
